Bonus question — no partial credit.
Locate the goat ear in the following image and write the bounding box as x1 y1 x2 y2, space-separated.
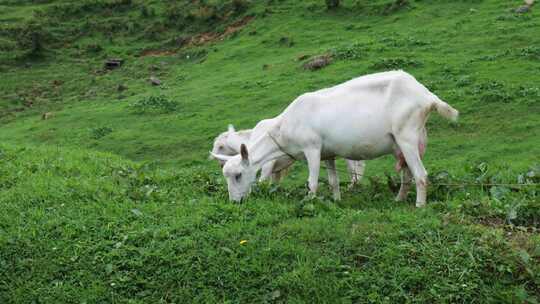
240 144 249 165
209 152 232 162
228 124 236 133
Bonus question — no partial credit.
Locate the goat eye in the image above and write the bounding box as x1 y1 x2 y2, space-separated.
235 174 242 182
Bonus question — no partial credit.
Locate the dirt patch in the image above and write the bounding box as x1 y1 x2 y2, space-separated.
477 216 506 228
190 15 254 46
476 216 539 235
190 32 217 46
303 54 332 71
140 49 177 57
140 16 254 57
222 15 253 37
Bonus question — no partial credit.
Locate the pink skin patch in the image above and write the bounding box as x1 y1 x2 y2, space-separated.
394 142 426 172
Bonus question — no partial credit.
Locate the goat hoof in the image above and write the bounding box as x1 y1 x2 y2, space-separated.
395 195 407 202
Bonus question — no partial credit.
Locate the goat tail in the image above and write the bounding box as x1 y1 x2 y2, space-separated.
430 93 459 122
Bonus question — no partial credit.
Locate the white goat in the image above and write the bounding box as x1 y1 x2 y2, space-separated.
211 120 366 187
211 70 458 207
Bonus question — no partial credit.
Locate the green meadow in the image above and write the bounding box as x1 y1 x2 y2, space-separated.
0 0 539 302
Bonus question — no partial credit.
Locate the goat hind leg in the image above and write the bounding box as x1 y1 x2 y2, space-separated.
395 137 428 207
346 160 366 189
395 166 412 202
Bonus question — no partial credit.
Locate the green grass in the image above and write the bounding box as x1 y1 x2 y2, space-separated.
1 0 539 168
0 144 538 303
0 0 540 302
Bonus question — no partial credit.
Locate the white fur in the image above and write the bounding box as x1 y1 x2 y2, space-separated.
211 120 365 187
213 71 459 206
209 125 251 166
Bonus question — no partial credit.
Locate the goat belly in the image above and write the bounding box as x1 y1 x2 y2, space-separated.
320 134 395 161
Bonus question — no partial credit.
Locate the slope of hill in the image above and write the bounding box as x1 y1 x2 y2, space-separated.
0 143 538 303
0 0 539 302
1 0 539 168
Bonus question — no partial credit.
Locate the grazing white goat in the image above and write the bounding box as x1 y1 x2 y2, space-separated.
211 120 366 187
210 125 252 167
211 70 458 206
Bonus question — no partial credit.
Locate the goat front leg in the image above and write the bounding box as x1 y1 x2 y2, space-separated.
259 160 275 182
304 149 321 199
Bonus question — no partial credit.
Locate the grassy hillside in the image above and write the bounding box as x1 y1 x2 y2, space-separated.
1 0 539 168
0 144 538 303
1 0 539 302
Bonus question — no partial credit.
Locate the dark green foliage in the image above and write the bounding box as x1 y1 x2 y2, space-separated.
381 0 410 15
475 81 514 103
20 23 46 57
359 0 411 15
456 75 473 87
516 86 540 100
179 48 209 63
0 0 252 63
129 95 179 113
139 5 154 18
0 37 16 52
370 57 422 70
469 81 540 104
496 13 533 22
325 0 340 10
232 0 250 13
379 35 429 48
44 0 134 20
330 42 367 60
278 36 295 47
164 0 251 29
84 43 103 54
90 126 113 139
519 46 540 60
0 21 49 58
431 162 540 228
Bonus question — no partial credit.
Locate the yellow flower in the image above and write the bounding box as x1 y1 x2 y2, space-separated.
239 240 248 245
